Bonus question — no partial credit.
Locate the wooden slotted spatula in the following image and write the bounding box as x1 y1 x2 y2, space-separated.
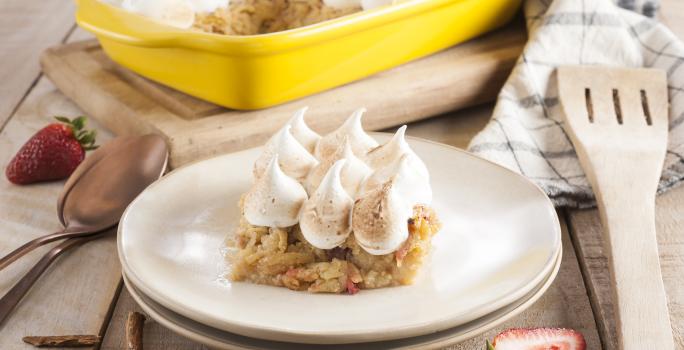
558 66 674 349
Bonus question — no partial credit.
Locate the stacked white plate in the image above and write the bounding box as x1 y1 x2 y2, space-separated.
118 134 562 349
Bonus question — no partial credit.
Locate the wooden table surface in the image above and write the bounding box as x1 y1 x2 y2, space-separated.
1 1 683 349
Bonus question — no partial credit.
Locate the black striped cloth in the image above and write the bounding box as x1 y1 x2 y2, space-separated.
467 0 684 208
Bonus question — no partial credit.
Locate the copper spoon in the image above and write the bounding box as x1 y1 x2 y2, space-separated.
0 135 168 324
0 135 168 270
55 136 138 226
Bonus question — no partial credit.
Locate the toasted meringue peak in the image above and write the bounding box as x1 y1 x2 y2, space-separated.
305 138 373 196
352 180 413 255
288 107 321 153
299 160 353 249
244 155 308 228
253 124 318 183
245 109 433 254
314 108 379 160
365 125 429 178
360 154 432 205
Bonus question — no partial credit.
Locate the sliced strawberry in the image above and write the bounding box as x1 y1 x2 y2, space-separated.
346 277 360 295
5 116 97 185
489 328 586 350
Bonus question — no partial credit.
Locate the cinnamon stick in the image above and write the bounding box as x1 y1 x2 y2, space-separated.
22 335 100 347
126 311 146 350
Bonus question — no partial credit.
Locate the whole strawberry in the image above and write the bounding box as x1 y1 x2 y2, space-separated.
5 116 97 185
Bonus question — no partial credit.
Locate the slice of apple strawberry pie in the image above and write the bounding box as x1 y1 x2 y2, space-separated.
225 107 441 294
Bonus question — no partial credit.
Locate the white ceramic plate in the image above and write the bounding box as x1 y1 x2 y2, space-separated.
122 249 561 350
118 133 561 344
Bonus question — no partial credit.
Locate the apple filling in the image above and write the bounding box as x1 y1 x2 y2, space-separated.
225 202 441 294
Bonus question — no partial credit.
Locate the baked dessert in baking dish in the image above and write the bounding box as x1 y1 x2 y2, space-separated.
107 0 396 35
194 0 360 35
225 108 441 294
85 0 521 109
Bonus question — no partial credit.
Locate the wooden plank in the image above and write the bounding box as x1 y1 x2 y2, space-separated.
41 24 526 168
100 289 208 350
0 26 121 350
0 77 121 350
103 53 224 120
0 0 76 126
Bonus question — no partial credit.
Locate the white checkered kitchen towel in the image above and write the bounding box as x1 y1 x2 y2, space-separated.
467 0 684 208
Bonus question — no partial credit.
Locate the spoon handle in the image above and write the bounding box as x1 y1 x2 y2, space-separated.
0 227 92 271
0 237 92 326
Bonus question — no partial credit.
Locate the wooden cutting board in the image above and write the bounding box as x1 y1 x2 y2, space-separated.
40 22 525 168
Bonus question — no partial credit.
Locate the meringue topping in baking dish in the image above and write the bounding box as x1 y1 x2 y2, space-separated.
105 0 229 29
104 0 390 35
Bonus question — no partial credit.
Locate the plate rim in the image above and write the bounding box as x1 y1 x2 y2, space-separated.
117 132 562 343
122 248 562 350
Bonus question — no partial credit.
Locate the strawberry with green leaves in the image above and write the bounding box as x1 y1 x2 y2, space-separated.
5 116 97 185
486 328 586 350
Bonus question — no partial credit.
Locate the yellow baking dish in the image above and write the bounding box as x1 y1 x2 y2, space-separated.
76 0 521 110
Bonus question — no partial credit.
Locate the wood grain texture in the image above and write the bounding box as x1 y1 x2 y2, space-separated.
41 25 526 168
0 23 121 350
0 79 120 349
101 289 208 350
0 0 76 126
